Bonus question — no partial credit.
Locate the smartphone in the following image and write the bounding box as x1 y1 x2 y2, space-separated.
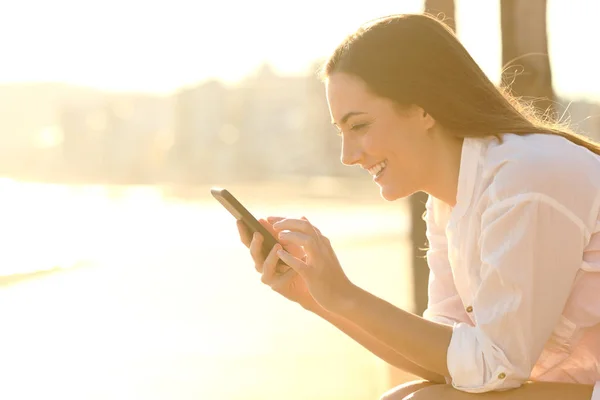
211 187 289 271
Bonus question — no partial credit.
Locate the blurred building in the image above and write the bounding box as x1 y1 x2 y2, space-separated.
171 80 230 183
58 99 107 180
0 83 100 180
236 64 312 179
102 95 173 183
4 73 599 186
171 63 359 184
59 94 172 183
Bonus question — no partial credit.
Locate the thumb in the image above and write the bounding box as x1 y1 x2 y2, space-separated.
258 218 278 237
277 248 308 277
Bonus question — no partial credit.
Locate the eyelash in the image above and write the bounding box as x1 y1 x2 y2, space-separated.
336 123 370 136
350 123 369 131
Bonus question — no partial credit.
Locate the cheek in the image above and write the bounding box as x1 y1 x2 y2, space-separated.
362 129 392 155
362 135 377 153
386 131 424 170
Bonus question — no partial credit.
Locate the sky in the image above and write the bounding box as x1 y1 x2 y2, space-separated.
1 0 598 100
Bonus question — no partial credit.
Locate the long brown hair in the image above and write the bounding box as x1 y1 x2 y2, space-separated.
320 13 600 155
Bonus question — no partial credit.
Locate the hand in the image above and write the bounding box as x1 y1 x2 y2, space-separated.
236 217 318 311
271 217 356 313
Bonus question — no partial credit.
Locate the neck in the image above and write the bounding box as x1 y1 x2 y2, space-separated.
422 131 464 207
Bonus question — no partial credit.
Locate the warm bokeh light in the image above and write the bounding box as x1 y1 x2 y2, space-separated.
0 0 598 99
0 179 413 399
1 0 599 398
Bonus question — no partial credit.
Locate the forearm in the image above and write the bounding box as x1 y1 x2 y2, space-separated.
306 301 447 383
333 283 453 379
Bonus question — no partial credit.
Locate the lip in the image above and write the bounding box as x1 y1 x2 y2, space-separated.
374 164 387 182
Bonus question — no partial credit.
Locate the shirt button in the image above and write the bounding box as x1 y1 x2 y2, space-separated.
466 305 473 313
498 372 506 379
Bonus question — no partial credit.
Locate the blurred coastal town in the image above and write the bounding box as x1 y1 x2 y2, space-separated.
0 63 360 187
3 61 599 188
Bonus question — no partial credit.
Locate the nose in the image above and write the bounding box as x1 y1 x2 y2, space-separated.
340 136 362 166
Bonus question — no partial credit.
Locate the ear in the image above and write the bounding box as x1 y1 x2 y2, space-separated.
421 108 436 131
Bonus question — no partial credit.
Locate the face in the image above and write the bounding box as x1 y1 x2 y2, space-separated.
326 72 436 201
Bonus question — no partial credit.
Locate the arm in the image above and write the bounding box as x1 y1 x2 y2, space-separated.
274 150 598 393
334 283 453 378
305 300 447 383
333 192 591 393
275 197 459 381
306 197 460 384
313 196 461 383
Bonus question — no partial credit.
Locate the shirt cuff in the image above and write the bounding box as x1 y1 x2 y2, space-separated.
447 322 528 393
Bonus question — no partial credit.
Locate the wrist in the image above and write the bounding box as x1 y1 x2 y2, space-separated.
326 281 361 316
300 297 323 314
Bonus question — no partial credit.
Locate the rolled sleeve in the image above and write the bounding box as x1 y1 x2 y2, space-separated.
447 193 587 392
448 322 530 392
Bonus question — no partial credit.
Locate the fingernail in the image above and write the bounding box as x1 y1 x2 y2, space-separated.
277 249 285 256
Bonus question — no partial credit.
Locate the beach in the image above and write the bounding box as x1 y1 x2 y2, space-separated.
0 179 416 399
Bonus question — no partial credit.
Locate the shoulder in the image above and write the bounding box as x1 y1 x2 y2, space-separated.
480 133 600 226
481 133 600 195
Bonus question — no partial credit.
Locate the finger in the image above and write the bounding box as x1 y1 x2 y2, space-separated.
261 218 306 260
258 218 278 238
261 243 283 285
278 231 322 261
272 218 315 235
249 232 265 272
278 231 315 248
269 268 298 292
276 248 308 277
260 241 292 277
237 220 252 248
302 220 330 244
266 216 285 224
275 262 292 275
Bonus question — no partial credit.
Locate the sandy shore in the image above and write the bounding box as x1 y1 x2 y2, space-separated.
0 178 417 399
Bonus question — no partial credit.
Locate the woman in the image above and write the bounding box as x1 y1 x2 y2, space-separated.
237 14 600 399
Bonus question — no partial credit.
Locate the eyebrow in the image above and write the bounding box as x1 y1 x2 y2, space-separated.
332 111 367 126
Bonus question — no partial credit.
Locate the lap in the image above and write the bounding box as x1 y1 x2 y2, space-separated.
409 381 595 400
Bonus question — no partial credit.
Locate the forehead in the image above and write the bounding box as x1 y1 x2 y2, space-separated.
325 73 387 122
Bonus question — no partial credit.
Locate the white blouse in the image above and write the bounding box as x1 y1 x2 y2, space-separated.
422 133 600 393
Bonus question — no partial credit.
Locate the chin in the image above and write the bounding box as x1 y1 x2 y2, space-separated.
375 169 417 201
379 184 409 202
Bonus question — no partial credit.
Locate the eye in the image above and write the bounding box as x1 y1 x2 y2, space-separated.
350 122 370 132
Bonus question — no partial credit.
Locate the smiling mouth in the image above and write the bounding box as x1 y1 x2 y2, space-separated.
368 160 387 178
